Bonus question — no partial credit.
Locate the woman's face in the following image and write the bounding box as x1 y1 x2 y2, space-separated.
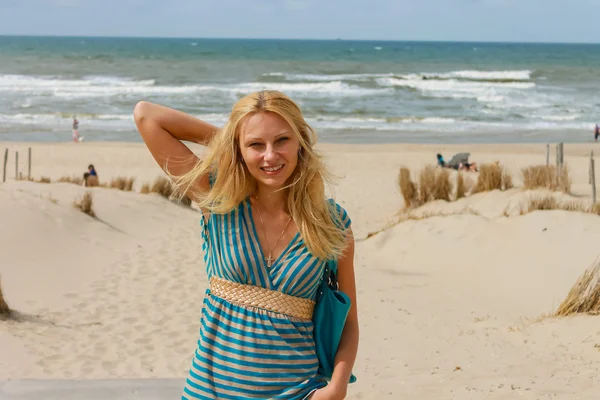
239 112 301 191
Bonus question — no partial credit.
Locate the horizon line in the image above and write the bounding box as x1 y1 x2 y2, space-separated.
1 33 599 46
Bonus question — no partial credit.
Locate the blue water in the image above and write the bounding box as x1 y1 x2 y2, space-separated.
1 36 599 143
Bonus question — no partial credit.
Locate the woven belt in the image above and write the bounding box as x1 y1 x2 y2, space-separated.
209 277 315 320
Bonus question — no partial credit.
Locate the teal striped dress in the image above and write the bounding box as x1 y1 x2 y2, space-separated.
182 197 351 400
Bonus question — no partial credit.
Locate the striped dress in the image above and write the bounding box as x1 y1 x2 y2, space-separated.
182 198 351 400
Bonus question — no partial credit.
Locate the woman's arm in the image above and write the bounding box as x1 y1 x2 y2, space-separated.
133 101 219 195
328 231 359 398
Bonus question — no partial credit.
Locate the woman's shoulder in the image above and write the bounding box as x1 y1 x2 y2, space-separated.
326 198 351 230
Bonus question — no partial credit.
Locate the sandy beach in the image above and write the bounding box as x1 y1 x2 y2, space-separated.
2 140 600 399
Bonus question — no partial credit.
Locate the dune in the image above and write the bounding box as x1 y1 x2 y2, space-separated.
1 141 600 399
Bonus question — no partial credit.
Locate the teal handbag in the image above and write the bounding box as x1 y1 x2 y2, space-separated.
313 259 357 383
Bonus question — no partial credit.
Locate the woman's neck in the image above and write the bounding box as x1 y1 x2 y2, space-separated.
253 187 288 214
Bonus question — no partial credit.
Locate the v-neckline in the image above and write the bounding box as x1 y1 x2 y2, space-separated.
245 198 300 270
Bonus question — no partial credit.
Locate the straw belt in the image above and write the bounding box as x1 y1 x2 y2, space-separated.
210 277 315 320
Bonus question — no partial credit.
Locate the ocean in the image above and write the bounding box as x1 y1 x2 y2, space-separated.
1 36 599 144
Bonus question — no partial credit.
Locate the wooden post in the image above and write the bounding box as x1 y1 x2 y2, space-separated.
546 144 550 166
555 144 560 186
591 151 597 205
28 147 31 180
2 149 7 183
591 151 594 185
559 142 564 167
15 151 18 180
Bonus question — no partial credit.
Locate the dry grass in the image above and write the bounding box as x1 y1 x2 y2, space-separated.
0 277 11 318
37 177 51 184
522 165 571 194
108 177 135 191
455 172 466 200
140 183 151 194
520 195 600 216
417 166 437 205
150 176 174 198
145 176 192 207
433 168 452 202
555 257 600 316
398 167 418 209
58 175 84 186
472 163 513 194
502 170 514 190
398 166 472 210
73 192 96 217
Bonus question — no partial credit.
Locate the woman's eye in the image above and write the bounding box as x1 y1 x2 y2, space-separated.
278 137 289 143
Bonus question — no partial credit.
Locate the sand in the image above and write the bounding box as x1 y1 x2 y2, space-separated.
1 140 600 399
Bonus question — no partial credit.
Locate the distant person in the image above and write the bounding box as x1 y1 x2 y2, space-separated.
595 124 599 142
83 164 98 187
72 117 80 143
436 153 446 168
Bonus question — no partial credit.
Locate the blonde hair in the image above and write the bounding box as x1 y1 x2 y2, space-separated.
173 90 347 260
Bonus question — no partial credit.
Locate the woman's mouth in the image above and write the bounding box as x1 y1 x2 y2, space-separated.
260 164 285 175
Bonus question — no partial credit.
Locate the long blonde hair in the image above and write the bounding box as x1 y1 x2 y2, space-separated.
173 90 347 260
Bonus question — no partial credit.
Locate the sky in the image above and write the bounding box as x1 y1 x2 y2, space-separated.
0 0 599 43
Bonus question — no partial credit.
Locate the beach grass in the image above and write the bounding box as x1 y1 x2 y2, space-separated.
472 163 513 194
522 165 571 194
73 192 96 217
555 257 600 316
107 177 135 191
0 277 11 318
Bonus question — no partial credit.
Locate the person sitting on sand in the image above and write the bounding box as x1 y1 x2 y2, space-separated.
83 164 98 187
436 153 446 168
458 162 478 172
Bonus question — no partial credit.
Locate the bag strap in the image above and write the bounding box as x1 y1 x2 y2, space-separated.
324 259 339 291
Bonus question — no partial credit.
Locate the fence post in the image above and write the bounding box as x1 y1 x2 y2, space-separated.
546 144 550 166
591 151 594 185
555 144 560 186
591 151 597 205
28 147 31 180
15 151 18 180
2 149 7 183
559 142 564 167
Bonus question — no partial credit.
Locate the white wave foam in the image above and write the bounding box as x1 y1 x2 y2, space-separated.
262 72 394 82
235 81 386 96
540 114 582 122
0 74 387 99
431 70 532 81
264 70 531 84
377 77 534 102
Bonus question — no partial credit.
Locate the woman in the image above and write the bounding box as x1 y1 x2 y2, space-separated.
133 90 359 399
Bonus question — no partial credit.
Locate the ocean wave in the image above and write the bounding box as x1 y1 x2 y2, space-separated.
262 72 394 82
262 70 532 84
376 77 535 102
0 74 388 98
422 70 532 82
